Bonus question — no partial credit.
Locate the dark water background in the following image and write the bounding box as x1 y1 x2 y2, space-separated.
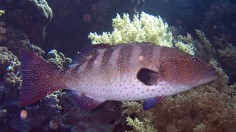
1 0 235 56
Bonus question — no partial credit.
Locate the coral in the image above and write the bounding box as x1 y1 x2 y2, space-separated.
218 43 236 64
0 42 121 131
218 43 236 83
126 117 157 132
0 10 4 16
89 12 173 47
0 47 20 75
194 30 217 60
46 49 72 70
88 12 236 131
0 40 36 89
174 41 195 55
0 24 45 56
123 65 236 132
178 29 236 83
122 29 236 131
3 72 21 88
150 73 236 132
1 0 53 45
89 12 195 55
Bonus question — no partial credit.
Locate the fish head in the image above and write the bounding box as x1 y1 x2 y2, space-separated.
159 48 218 88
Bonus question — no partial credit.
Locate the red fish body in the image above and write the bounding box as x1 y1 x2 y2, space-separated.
19 43 217 110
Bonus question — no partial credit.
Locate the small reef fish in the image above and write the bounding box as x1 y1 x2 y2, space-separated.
19 43 217 110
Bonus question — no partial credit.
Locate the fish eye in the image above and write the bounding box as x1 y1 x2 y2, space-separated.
192 57 199 62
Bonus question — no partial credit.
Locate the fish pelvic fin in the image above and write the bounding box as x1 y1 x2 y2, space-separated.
143 96 165 110
19 48 66 106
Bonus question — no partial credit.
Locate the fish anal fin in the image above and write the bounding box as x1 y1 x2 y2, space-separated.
72 92 105 111
143 96 165 110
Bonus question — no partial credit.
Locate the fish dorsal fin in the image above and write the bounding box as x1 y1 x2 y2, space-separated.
137 68 160 86
69 44 112 68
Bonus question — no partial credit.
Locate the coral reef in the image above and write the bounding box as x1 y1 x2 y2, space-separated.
0 47 20 75
122 29 236 131
89 12 173 47
126 116 156 132
0 22 45 56
0 25 122 131
218 44 236 84
0 10 4 16
123 66 236 132
178 29 236 84
0 47 21 88
0 0 236 131
46 49 72 70
1 0 53 45
0 46 122 131
89 12 195 55
88 12 236 131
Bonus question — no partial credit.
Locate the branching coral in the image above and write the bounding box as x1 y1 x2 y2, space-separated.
89 12 236 131
89 12 172 47
194 30 217 60
126 117 157 132
89 12 195 55
218 43 236 69
0 10 4 16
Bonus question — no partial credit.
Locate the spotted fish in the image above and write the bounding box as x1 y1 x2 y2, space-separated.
19 43 217 110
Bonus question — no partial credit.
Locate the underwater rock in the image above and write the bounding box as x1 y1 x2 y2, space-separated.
1 0 53 45
0 23 45 56
0 47 20 75
3 72 21 88
47 49 72 70
0 57 121 131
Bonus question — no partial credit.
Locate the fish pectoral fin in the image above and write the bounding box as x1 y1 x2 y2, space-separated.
72 92 105 111
143 96 165 110
137 68 160 86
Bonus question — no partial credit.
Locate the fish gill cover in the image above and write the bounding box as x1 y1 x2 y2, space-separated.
0 0 236 131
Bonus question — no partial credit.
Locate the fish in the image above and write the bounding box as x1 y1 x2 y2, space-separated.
19 43 218 110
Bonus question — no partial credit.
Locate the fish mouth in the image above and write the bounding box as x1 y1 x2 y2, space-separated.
193 70 218 87
202 70 218 85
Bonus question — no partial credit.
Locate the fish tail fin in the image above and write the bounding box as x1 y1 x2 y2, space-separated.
19 48 66 106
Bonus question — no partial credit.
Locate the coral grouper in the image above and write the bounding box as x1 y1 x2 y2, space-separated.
19 43 217 110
